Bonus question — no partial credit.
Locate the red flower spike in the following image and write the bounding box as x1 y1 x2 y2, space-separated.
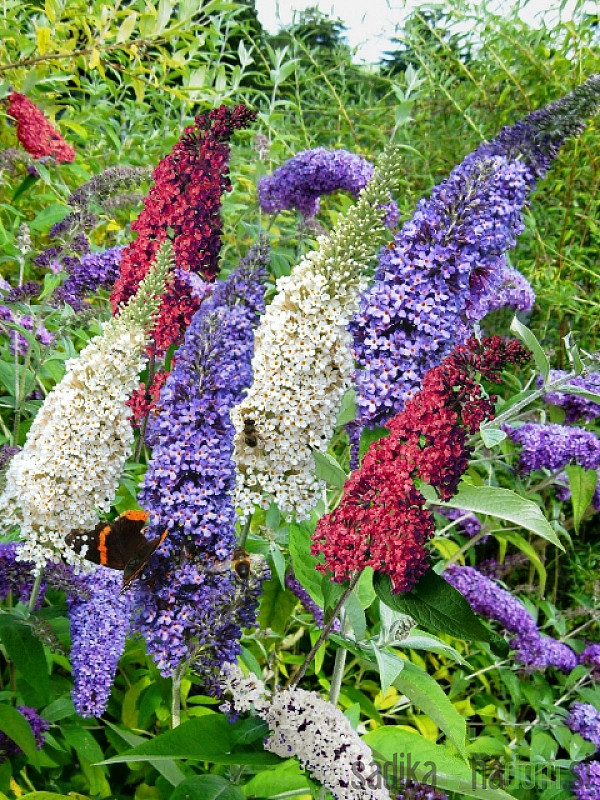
111 104 256 355
6 92 75 163
312 337 530 593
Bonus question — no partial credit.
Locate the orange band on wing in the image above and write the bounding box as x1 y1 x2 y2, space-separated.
122 510 149 522
98 525 111 565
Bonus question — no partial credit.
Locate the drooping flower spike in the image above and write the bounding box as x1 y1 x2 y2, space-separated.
0 242 173 575
350 75 600 428
135 242 269 680
111 104 256 354
313 337 530 592
232 146 404 520
6 91 75 163
258 146 398 225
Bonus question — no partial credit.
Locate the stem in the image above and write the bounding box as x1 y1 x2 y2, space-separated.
484 369 580 430
238 514 252 550
287 573 359 689
27 570 44 614
171 661 187 728
134 353 156 462
328 611 348 707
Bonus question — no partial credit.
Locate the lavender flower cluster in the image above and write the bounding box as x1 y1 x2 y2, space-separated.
473 265 535 318
540 370 600 422
285 570 340 631
67 567 136 717
53 246 124 310
396 781 448 800
568 703 600 751
258 147 398 224
572 760 600 800
505 423 600 473
135 243 269 679
443 565 578 670
350 75 600 427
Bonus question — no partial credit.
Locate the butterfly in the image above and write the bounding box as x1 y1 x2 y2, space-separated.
65 510 168 592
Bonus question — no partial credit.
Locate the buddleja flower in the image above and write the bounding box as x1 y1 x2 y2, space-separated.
572 760 600 800
111 105 256 353
258 147 398 224
313 337 529 592
581 644 600 677
0 242 173 575
135 243 269 678
54 246 124 310
0 706 49 761
68 567 135 717
6 92 75 163
505 423 600 473
396 782 448 800
540 370 600 422
350 75 600 427
222 664 390 800
471 265 535 319
568 703 600 750
232 146 404 520
443 565 577 670
285 570 340 631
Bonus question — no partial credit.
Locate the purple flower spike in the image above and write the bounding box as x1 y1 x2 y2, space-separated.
68 567 135 717
350 75 600 427
572 760 600 800
258 147 399 224
505 423 600 473
55 246 124 310
135 241 269 682
568 703 600 751
581 644 600 677
540 370 600 423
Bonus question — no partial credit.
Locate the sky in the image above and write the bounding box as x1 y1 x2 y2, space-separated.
254 0 592 63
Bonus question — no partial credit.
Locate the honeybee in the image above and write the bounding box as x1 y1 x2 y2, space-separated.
243 418 259 448
232 547 251 581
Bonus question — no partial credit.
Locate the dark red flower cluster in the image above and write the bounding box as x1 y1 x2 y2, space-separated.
110 104 256 353
127 370 170 426
6 92 75 163
312 337 530 593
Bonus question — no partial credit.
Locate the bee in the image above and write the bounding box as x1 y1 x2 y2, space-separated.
243 418 259 448
232 547 251 581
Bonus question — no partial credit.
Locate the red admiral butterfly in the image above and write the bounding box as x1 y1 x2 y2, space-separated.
65 510 168 592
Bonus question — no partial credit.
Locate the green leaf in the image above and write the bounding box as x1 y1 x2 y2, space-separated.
480 427 507 448
345 591 366 641
372 645 405 694
29 204 70 232
242 761 309 797
288 522 323 606
397 632 467 665
359 425 389 459
336 388 357 427
365 728 517 800
495 530 547 593
563 332 584 374
0 623 49 703
169 775 244 800
103 721 186 786
423 483 563 550
98 716 282 766
373 571 508 657
0 705 41 765
510 317 548 381
311 449 347 488
393 660 467 757
12 173 39 202
62 725 105 764
268 542 286 587
259 578 298 635
566 465 598 534
116 11 137 43
355 567 376 610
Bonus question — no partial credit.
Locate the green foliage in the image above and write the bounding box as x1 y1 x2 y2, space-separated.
0 1 599 798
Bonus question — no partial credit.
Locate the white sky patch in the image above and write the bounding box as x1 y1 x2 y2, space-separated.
254 0 593 64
